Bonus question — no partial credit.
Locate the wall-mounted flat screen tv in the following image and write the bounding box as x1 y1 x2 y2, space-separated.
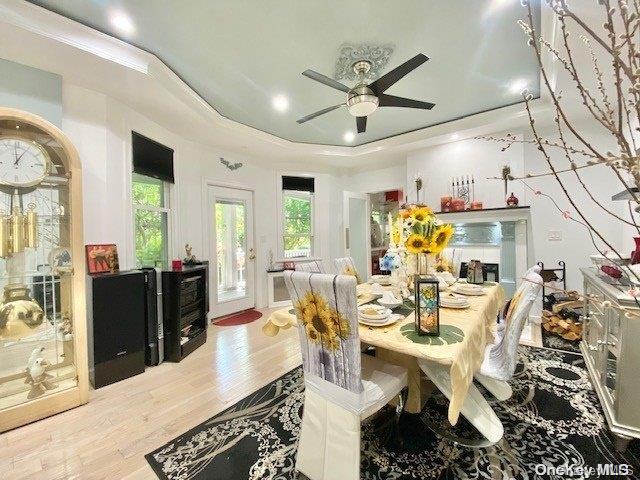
132 131 174 183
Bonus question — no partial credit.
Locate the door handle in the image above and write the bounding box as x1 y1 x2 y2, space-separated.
248 248 256 260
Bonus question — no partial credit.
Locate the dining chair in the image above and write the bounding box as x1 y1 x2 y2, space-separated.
283 270 408 480
418 265 542 445
294 260 326 273
473 265 543 400
334 256 362 283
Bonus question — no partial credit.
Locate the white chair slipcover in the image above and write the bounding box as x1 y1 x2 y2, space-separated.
334 257 362 284
284 271 407 480
476 265 543 385
294 260 326 273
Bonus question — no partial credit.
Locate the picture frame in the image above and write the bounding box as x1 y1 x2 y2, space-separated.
85 244 119 274
414 276 440 336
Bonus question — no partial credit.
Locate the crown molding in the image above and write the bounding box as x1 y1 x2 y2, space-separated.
0 0 563 165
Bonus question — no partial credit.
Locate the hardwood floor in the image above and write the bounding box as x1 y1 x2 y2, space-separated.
0 308 301 480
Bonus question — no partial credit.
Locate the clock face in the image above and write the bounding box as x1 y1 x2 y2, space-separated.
0 137 50 188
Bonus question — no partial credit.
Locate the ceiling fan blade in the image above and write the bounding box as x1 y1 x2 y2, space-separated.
378 94 435 110
302 70 351 93
356 116 367 134
297 104 344 124
368 54 429 94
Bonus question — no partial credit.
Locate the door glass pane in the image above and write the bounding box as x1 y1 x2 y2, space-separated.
215 200 246 302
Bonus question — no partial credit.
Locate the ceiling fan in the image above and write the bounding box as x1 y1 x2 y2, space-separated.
297 53 435 134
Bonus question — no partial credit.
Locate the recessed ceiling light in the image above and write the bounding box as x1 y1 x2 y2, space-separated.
272 94 289 112
109 10 135 35
450 133 459 140
343 131 355 143
509 79 528 94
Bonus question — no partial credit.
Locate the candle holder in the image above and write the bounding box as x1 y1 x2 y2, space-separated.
414 276 440 336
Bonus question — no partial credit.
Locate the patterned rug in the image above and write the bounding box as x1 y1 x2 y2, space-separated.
146 347 639 479
541 328 582 354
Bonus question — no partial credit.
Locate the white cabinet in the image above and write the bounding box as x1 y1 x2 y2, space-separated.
267 271 292 308
581 268 640 452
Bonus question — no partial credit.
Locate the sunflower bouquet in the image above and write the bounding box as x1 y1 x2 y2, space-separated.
398 204 454 255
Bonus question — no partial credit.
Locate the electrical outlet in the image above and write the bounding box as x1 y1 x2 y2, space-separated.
548 230 562 241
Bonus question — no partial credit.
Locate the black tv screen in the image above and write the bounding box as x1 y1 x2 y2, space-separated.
132 131 174 183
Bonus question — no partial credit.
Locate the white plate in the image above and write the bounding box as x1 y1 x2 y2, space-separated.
377 298 402 309
359 314 402 327
440 300 470 309
358 305 391 320
451 285 485 296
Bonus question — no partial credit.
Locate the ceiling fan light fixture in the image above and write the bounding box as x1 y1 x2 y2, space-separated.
346 85 379 117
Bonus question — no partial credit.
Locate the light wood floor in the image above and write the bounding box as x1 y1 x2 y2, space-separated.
0 308 301 480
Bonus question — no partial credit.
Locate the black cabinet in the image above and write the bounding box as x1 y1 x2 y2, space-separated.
87 270 146 388
162 264 209 362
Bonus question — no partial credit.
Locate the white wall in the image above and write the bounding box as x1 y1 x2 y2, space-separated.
407 135 525 209
345 164 407 197
402 126 625 290
61 83 342 312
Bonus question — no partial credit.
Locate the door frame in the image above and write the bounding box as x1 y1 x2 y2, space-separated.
342 191 371 280
202 179 257 319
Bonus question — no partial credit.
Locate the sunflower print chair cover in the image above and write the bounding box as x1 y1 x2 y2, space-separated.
479 265 543 381
334 257 362 284
284 271 362 396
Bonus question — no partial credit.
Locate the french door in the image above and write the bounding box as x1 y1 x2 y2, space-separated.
208 185 255 317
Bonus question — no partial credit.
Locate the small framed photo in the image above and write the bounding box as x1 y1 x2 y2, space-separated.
414 277 440 336
85 244 119 274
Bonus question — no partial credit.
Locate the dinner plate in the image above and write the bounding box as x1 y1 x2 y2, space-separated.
359 314 402 327
358 304 391 320
440 300 470 309
451 285 485 296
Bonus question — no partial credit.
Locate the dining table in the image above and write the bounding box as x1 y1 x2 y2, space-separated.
263 278 505 427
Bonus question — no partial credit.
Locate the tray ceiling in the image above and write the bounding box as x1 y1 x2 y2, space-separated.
27 0 541 147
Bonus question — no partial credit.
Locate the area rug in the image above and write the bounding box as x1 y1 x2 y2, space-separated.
146 347 639 479
213 309 263 327
541 328 582 354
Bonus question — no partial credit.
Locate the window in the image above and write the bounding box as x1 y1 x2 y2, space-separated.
282 190 314 258
132 173 170 267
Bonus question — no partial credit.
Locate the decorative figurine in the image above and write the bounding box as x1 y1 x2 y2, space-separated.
25 358 55 399
183 243 200 265
501 165 514 206
49 247 73 276
415 175 423 203
57 313 73 341
26 346 45 372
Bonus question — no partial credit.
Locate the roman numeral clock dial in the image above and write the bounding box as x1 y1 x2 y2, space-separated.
0 137 50 188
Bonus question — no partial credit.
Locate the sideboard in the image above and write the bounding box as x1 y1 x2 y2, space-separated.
581 268 640 452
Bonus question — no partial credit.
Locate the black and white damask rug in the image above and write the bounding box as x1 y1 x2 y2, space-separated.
146 347 640 479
